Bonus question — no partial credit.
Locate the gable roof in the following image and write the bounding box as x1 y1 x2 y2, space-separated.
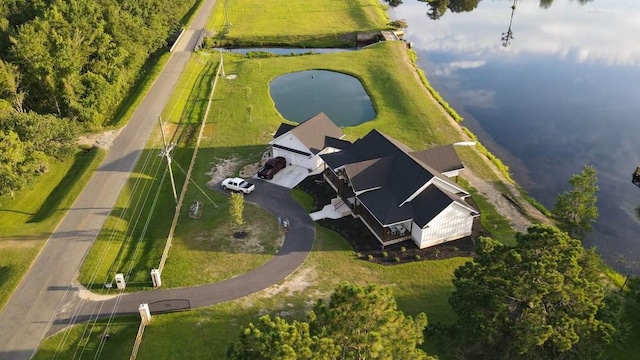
322 130 438 203
273 113 344 155
274 123 296 138
411 186 464 227
410 145 464 174
320 129 472 226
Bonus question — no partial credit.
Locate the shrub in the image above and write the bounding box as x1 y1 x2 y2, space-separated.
394 257 400 263
414 254 421 260
382 251 389 258
400 246 406 252
367 254 374 261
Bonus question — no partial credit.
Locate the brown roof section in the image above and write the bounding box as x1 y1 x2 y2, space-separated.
410 145 464 174
290 113 344 154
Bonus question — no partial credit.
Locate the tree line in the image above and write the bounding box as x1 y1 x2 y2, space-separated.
0 0 197 196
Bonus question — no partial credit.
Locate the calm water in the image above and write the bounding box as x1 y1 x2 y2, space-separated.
389 0 640 273
269 70 376 126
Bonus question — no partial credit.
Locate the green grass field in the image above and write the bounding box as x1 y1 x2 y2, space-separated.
207 0 389 47
0 149 105 309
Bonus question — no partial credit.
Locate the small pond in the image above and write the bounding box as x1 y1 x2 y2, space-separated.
269 70 376 126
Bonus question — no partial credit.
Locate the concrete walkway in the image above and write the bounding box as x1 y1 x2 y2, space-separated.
0 1 219 359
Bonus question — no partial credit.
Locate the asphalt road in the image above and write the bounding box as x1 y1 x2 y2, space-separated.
0 1 220 358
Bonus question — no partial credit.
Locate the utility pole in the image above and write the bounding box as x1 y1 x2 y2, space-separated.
159 117 178 205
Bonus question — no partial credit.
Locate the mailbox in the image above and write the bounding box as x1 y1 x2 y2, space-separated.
151 268 162 288
139 303 151 324
115 273 126 290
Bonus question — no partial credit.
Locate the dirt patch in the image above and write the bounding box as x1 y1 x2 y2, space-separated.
240 162 261 178
206 158 240 188
78 129 121 150
75 283 118 301
231 230 265 253
0 238 42 249
463 170 531 233
261 266 317 297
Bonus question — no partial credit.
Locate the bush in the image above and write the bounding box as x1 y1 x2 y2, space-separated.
394 257 400 263
367 254 374 261
400 246 406 252
414 254 421 260
382 251 389 258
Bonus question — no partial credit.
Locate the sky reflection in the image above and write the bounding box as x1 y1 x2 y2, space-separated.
389 0 640 272
392 0 640 67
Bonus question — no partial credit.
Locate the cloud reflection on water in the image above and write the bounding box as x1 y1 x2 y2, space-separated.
393 0 640 67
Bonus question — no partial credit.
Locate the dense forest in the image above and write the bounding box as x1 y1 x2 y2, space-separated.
0 0 197 196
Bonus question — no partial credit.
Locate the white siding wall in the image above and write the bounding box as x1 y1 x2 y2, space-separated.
415 203 474 248
271 135 316 169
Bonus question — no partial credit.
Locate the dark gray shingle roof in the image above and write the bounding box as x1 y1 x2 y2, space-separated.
320 129 472 227
410 145 464 174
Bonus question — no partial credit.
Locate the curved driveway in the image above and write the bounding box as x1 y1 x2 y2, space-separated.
49 181 315 334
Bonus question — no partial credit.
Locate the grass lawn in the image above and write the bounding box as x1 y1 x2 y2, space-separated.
38 226 468 359
0 148 105 309
207 0 389 47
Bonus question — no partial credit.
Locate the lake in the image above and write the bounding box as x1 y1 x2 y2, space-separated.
388 0 640 273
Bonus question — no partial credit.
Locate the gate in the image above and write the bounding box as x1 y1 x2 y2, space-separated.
147 299 191 314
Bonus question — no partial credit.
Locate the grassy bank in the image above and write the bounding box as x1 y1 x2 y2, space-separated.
0 149 105 309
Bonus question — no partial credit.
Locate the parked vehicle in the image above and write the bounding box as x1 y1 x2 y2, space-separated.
221 177 255 194
258 156 287 179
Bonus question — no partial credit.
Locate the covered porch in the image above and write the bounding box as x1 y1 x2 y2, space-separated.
355 203 412 247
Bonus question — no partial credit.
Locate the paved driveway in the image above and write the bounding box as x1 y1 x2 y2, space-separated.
48 179 315 336
258 164 324 189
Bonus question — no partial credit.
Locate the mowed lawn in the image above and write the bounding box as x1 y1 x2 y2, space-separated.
0 149 104 309
207 0 389 46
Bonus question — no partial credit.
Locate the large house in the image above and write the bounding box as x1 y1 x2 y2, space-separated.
269 113 479 249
